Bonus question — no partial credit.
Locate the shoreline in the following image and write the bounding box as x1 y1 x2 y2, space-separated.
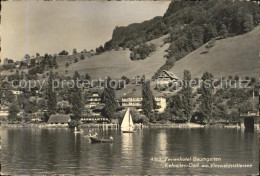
1 122 256 129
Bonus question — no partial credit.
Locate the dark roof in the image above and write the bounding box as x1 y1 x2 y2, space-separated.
0 105 9 110
89 92 101 98
122 88 142 98
121 86 165 99
91 91 100 95
47 114 71 123
159 70 179 80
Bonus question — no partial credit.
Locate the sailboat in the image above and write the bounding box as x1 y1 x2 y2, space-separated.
121 108 137 133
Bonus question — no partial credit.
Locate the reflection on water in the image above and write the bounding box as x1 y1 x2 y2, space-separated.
1 128 258 175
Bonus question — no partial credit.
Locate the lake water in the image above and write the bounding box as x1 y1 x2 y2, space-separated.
1 127 258 175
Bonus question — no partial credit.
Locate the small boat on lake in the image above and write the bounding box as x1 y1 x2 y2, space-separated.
122 130 137 133
121 108 137 133
89 136 114 143
73 126 84 134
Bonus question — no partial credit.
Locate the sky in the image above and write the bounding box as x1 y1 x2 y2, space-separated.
1 1 171 61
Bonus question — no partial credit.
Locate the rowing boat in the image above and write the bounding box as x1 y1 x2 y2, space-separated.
89 136 114 143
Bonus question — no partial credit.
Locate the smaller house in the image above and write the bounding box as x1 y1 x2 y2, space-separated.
47 114 71 125
31 117 42 122
157 70 179 85
11 90 23 95
29 112 43 122
0 105 9 117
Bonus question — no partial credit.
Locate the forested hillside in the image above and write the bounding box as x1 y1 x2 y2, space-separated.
103 1 260 78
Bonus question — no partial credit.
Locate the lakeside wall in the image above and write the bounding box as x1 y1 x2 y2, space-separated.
1 122 256 129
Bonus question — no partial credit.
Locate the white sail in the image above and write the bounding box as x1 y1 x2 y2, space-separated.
129 113 134 127
121 108 134 129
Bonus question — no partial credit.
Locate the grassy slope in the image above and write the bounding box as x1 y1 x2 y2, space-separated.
56 35 169 80
169 25 260 79
2 26 258 81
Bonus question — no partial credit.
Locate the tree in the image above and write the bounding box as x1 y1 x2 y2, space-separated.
36 53 40 57
181 70 193 122
59 50 68 56
219 24 228 39
47 56 53 69
168 93 185 119
166 56 176 67
25 100 38 114
141 77 155 120
121 76 130 84
57 100 71 114
199 72 214 123
46 71 57 118
53 56 58 69
70 71 84 120
85 73 91 80
74 70 81 80
24 54 30 60
102 77 117 120
243 14 254 33
130 52 135 60
203 24 217 43
3 91 15 103
129 109 141 123
19 61 25 69
73 48 77 55
30 59 36 67
250 77 256 85
96 45 104 55
234 75 239 81
65 63 69 68
13 70 20 86
228 75 233 80
8 101 20 121
74 58 78 63
80 54 85 60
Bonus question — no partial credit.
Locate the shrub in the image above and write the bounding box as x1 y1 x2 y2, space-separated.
205 39 216 49
130 43 156 60
80 54 85 60
68 119 81 128
59 50 68 56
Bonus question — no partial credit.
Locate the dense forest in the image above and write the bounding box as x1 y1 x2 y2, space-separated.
104 1 260 78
